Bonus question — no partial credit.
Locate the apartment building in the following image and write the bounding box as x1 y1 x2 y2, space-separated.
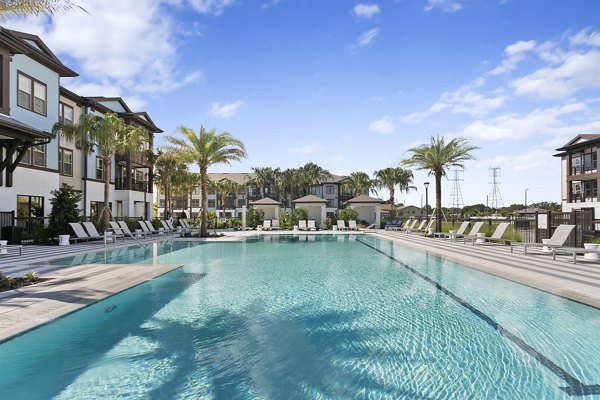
156 173 352 219
554 134 599 217
0 27 161 229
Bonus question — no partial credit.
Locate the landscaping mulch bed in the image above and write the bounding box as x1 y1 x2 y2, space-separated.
0 277 51 293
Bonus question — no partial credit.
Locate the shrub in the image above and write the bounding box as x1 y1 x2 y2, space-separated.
290 208 308 226
246 208 264 228
47 183 82 240
24 271 39 282
336 208 359 223
0 271 15 290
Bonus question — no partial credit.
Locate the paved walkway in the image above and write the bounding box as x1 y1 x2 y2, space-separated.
0 262 182 342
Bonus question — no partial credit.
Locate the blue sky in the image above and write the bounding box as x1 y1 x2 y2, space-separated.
8 0 600 208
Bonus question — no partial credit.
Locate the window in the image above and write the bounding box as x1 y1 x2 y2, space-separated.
207 199 216 208
17 195 44 218
327 199 335 207
237 199 245 208
59 148 73 176
96 157 104 180
326 185 335 195
17 72 47 115
90 201 102 219
32 145 45 167
191 199 200 208
571 180 598 203
571 148 597 175
311 186 322 196
174 198 187 209
59 102 74 124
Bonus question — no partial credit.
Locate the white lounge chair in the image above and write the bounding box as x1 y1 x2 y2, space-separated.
159 220 174 234
406 219 426 234
348 220 358 231
69 222 102 242
399 219 418 233
465 222 511 245
271 219 281 230
138 220 156 235
307 220 317 231
511 224 576 255
262 220 272 231
298 220 307 231
118 221 151 238
179 220 200 235
459 221 485 243
337 220 349 231
434 220 470 240
143 220 163 235
165 220 184 234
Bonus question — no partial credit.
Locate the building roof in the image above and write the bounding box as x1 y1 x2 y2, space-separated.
0 28 78 77
292 194 328 204
554 134 600 156
345 194 385 204
250 197 281 206
208 172 254 185
397 204 422 210
517 207 548 214
0 114 51 140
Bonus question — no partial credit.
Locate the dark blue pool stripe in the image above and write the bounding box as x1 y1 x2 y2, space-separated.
356 238 600 397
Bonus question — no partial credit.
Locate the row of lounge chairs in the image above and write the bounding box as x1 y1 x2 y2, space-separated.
68 219 194 243
387 219 435 235
260 219 361 231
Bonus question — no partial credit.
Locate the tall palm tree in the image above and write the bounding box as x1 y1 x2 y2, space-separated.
276 168 299 208
154 150 186 219
210 178 237 217
251 167 280 198
403 135 479 232
173 169 198 218
165 126 246 237
0 0 85 19
343 172 374 196
299 162 331 196
54 112 147 230
373 167 415 218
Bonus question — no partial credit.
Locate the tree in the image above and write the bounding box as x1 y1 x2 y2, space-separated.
54 112 148 231
165 126 247 237
403 135 479 232
154 150 187 219
373 167 415 218
0 0 85 19
173 169 198 219
210 178 237 217
251 167 280 198
343 172 374 196
299 162 331 196
47 183 81 240
277 168 300 208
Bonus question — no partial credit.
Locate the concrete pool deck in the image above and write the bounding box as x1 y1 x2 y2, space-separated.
0 228 599 342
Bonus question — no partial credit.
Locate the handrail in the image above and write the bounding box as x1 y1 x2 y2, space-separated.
104 227 149 249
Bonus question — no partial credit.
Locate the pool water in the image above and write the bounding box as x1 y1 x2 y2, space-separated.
1 235 599 399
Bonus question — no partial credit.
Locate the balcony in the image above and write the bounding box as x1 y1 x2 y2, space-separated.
115 178 148 192
570 163 597 176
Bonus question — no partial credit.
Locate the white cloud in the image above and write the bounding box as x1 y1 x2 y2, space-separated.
492 149 557 173
171 0 235 15
510 50 600 99
424 0 464 12
5 0 202 104
461 102 590 141
489 40 536 75
357 28 380 47
209 101 246 119
369 115 394 134
353 4 380 19
289 143 322 155
505 40 536 56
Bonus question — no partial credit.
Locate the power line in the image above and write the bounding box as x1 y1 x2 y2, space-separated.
488 166 504 213
448 169 464 216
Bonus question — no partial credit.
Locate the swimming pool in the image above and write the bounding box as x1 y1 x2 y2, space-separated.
1 235 599 399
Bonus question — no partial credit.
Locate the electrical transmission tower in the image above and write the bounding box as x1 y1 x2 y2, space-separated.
448 169 464 217
488 166 504 213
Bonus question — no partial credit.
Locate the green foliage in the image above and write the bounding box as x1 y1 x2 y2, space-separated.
24 271 39 282
246 208 264 228
290 208 309 226
47 183 82 240
590 236 600 245
325 216 333 230
0 271 14 290
335 208 359 222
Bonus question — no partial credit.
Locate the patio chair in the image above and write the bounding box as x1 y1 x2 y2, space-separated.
337 220 349 231
457 221 485 244
108 221 130 240
118 221 151 239
465 222 511 246
298 220 308 231
271 219 282 230
179 220 200 235
143 220 162 235
407 219 426 234
413 219 435 235
307 220 317 231
399 219 418 233
434 220 470 240
69 222 102 243
348 220 358 231
138 220 156 235
385 220 403 231
159 220 174 234
511 224 576 255
262 220 272 231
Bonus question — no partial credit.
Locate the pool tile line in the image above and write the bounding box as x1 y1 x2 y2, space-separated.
356 238 600 396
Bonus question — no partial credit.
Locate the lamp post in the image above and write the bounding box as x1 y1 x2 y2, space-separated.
525 188 529 215
424 182 430 223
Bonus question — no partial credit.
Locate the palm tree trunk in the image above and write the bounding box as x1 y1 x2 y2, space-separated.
389 187 395 219
435 171 442 233
101 157 111 231
200 166 208 237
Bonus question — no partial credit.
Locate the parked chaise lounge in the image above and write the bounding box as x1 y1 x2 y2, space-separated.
510 224 575 255
464 222 511 245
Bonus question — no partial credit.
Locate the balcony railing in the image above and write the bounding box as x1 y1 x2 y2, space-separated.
115 178 148 192
570 163 597 175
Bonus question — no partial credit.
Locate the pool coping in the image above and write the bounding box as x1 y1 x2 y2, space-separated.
0 263 183 343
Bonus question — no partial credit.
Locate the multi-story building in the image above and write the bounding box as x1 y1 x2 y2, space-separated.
554 134 599 217
0 27 161 232
156 172 351 219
